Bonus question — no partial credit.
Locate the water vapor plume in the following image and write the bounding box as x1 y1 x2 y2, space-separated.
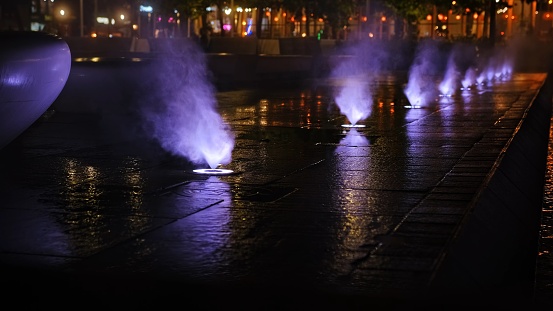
140 39 234 169
334 78 372 125
438 51 460 96
439 42 477 95
404 39 447 106
473 43 515 86
461 67 477 90
329 40 391 125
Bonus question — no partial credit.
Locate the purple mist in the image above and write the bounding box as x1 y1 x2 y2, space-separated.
140 39 234 169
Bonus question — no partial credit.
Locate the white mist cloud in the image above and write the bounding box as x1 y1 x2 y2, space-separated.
404 40 445 107
334 78 371 125
140 40 234 169
330 40 388 125
439 50 461 95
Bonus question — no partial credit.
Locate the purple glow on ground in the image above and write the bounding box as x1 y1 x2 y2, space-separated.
340 128 369 147
141 41 234 169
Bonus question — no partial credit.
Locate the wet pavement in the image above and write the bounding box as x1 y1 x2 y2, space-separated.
1 69 552 309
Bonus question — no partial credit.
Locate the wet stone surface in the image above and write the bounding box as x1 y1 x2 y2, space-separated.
0 73 548 308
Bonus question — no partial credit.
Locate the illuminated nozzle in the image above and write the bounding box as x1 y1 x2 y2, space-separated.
341 124 366 128
193 168 234 175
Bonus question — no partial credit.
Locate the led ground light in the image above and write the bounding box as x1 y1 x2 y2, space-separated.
193 168 235 175
341 124 366 128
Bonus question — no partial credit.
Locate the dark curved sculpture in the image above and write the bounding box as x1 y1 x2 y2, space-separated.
0 31 71 149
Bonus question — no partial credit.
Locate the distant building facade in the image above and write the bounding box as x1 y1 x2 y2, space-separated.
2 1 553 42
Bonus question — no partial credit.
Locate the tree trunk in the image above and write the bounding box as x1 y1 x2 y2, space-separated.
489 0 496 46
256 7 263 38
217 6 225 37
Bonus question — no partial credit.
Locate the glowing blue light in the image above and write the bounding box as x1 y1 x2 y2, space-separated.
140 5 153 13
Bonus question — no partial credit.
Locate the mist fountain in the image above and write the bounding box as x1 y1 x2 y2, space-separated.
461 67 477 91
403 40 445 108
329 39 388 128
334 78 372 127
438 50 460 97
139 39 235 175
404 40 516 106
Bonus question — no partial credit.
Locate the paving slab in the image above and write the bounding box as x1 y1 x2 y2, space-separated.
0 71 550 309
